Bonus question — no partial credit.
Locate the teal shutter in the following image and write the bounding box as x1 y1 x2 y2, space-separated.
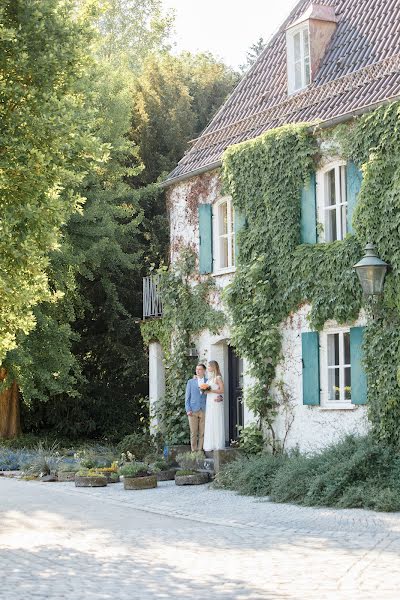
300 172 317 244
302 331 320 405
234 208 246 264
350 326 367 405
346 161 362 234
198 204 213 274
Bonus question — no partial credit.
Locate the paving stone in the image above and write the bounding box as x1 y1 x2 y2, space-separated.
1 477 400 599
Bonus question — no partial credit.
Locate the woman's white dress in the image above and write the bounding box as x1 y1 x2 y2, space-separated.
203 377 225 451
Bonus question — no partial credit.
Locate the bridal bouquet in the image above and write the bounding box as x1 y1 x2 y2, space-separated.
199 382 211 391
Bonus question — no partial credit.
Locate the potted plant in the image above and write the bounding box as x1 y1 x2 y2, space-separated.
119 462 157 490
175 469 209 486
75 469 107 488
176 450 206 471
95 462 120 483
151 458 177 482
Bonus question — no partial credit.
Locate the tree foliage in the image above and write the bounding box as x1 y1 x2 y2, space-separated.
0 0 103 364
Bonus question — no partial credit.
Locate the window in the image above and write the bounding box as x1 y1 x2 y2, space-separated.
324 330 351 404
324 165 347 242
287 24 311 94
213 197 235 272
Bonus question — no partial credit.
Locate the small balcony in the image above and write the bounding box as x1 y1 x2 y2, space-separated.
143 274 163 320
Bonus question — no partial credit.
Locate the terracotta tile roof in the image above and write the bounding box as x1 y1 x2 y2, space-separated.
165 0 400 184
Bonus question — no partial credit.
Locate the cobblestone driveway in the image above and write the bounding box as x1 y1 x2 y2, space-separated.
1 477 400 599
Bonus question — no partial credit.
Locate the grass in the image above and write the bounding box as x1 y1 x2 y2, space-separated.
213 435 400 512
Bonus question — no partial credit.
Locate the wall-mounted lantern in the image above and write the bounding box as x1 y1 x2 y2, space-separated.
353 243 388 297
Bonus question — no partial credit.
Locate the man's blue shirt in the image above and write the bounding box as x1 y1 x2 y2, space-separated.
185 378 207 413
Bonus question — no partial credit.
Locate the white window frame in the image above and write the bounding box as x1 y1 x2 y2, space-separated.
286 23 311 95
316 161 348 243
212 196 235 274
320 327 353 409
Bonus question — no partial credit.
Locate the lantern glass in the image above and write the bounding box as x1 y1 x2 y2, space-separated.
353 243 388 296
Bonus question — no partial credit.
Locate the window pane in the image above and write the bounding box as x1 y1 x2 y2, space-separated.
304 57 310 85
230 201 234 234
344 332 350 365
340 166 347 203
340 204 347 239
328 208 337 242
230 232 235 267
327 169 336 206
328 368 340 401
219 202 228 235
344 367 351 400
294 60 302 89
220 237 228 268
294 32 301 61
327 333 340 367
303 28 310 58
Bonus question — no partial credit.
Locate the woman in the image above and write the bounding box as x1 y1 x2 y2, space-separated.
203 360 225 451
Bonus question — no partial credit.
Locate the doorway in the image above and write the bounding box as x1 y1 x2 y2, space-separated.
228 346 244 443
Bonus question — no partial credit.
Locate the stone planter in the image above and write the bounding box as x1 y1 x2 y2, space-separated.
175 472 209 486
57 471 76 482
97 471 120 484
123 475 157 490
156 468 177 482
75 474 107 487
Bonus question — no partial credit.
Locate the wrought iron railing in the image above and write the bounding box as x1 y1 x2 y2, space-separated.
143 275 163 319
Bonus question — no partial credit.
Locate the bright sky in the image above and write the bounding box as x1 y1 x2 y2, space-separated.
164 0 300 68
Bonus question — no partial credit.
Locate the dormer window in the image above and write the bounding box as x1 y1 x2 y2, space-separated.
286 4 337 96
287 24 311 94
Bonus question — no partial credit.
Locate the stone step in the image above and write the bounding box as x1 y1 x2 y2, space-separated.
203 458 215 472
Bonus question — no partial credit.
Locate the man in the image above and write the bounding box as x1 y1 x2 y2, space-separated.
185 363 207 452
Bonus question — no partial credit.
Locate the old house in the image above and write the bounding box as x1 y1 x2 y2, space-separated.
143 0 400 451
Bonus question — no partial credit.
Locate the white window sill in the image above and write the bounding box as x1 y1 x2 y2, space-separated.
212 267 236 277
319 403 357 411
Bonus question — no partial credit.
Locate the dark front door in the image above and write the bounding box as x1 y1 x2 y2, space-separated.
228 346 244 442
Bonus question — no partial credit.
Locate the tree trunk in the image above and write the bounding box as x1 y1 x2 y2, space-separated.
0 368 21 438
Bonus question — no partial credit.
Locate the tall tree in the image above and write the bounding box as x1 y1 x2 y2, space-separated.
130 52 238 186
239 36 266 73
96 0 174 70
0 0 103 436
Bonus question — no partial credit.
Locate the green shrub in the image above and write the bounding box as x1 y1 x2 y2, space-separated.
237 424 265 455
21 442 63 477
215 435 400 512
119 462 152 478
176 451 204 469
214 453 287 496
117 431 153 461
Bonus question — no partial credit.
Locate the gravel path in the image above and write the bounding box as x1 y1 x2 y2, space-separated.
1 477 400 599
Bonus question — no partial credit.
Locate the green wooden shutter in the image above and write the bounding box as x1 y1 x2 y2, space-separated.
300 172 317 244
234 208 246 264
302 331 320 405
350 326 367 405
346 161 362 235
199 204 213 274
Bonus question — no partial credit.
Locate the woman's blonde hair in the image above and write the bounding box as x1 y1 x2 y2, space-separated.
208 360 221 378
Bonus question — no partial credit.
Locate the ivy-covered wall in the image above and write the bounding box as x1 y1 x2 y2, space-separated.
221 103 400 450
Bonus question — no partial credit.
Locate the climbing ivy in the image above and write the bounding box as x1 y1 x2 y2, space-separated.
221 105 400 449
141 248 225 444
221 123 363 448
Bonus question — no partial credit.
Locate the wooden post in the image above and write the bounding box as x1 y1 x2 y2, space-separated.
0 368 22 438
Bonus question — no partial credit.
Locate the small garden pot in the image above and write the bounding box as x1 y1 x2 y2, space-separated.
57 471 76 482
175 472 209 486
156 468 177 482
123 475 157 490
75 474 107 488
